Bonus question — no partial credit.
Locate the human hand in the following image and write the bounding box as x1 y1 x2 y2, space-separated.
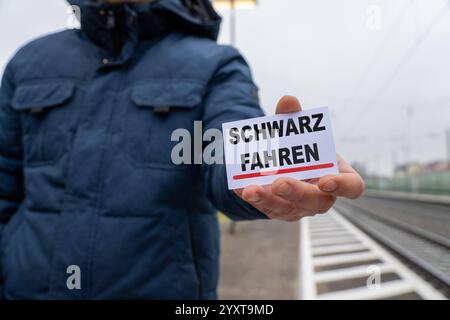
234 96 365 221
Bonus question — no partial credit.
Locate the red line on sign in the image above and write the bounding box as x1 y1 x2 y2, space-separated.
233 163 335 181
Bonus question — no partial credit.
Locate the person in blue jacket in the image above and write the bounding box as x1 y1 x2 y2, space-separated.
0 0 364 299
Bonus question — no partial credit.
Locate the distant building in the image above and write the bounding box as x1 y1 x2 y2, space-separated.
394 162 424 176
424 160 450 173
395 160 450 176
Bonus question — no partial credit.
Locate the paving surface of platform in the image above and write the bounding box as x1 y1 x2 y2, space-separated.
219 219 299 299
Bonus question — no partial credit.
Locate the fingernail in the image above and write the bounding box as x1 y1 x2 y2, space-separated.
322 180 337 192
248 193 261 202
276 182 291 196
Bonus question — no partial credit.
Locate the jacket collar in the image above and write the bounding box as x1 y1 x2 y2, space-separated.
67 0 221 61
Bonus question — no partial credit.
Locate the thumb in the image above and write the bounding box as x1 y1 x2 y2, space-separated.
275 95 302 114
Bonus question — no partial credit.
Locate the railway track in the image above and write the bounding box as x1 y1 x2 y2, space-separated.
334 196 450 293
299 207 447 300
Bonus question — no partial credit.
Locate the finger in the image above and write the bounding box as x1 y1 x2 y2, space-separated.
275 95 302 114
318 173 365 199
241 185 298 219
271 177 336 213
304 178 320 185
233 188 244 198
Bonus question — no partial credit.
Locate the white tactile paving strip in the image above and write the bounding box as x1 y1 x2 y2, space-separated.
299 209 446 300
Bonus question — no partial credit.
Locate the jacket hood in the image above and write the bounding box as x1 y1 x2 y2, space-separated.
67 0 222 49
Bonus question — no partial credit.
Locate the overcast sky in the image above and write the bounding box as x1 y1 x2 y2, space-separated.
1 0 449 176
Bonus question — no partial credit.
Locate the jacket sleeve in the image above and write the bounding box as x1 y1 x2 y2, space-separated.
0 63 24 293
202 46 268 221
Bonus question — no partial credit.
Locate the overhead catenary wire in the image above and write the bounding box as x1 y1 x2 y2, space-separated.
351 0 417 98
344 1 450 138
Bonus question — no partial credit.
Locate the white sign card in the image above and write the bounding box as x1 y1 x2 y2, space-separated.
222 107 339 190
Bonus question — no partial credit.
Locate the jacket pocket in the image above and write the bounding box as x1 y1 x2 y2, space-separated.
11 82 76 166
131 82 204 110
12 82 75 113
118 81 205 168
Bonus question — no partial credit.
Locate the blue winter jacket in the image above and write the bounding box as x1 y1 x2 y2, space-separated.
0 0 266 299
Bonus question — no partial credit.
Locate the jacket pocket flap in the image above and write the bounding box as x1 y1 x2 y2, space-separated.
12 82 75 111
131 82 204 109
